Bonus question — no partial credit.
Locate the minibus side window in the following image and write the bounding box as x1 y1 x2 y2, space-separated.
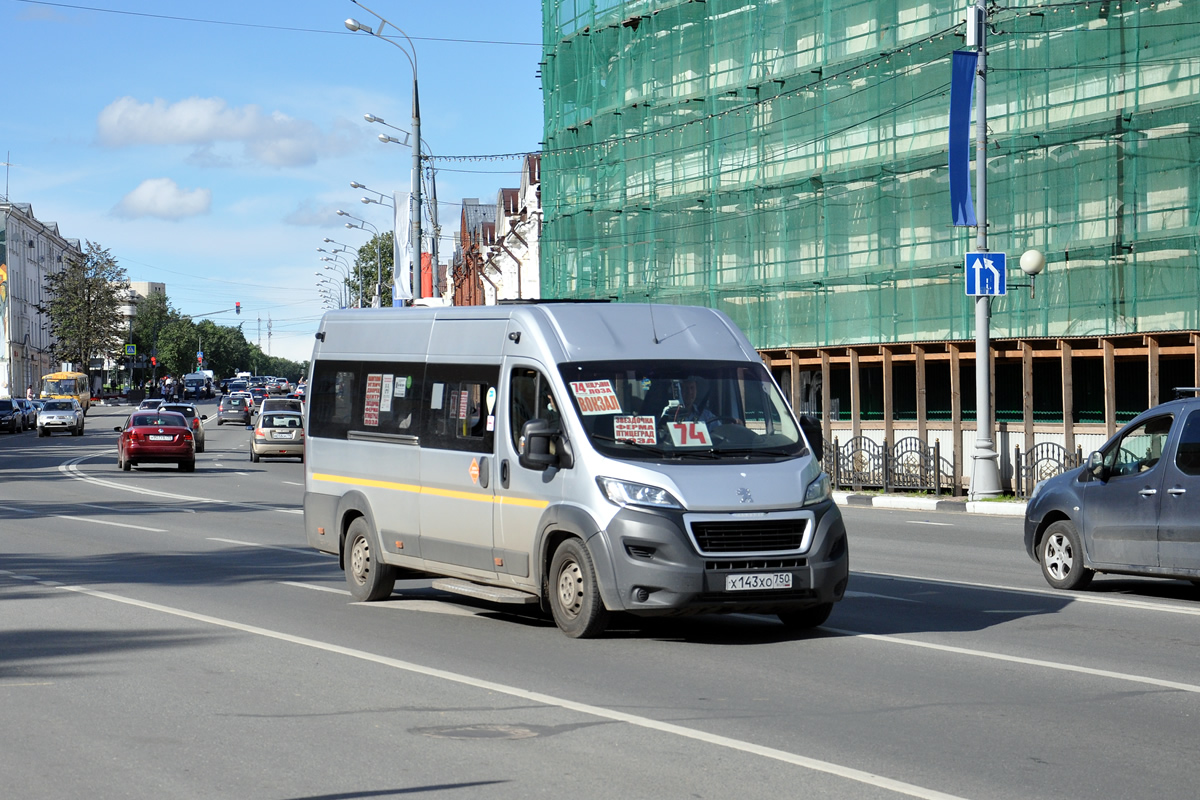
422 364 498 454
309 362 357 439
510 368 561 451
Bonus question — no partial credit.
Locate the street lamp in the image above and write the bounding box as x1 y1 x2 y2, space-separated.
320 257 355 307
338 209 383 307
346 2 423 301
365 122 441 299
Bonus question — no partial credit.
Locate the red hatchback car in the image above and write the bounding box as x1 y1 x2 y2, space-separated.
115 411 196 472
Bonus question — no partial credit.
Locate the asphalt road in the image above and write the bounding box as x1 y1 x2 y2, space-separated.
3 401 1199 800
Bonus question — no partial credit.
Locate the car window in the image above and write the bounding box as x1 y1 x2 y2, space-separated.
1174 410 1200 476
1104 414 1174 477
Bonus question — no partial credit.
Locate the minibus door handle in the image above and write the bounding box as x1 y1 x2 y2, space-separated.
500 459 510 488
478 456 490 489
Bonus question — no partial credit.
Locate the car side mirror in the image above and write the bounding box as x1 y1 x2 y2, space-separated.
200 415 208 420
798 414 823 461
1087 450 1107 481
519 419 559 471
113 426 122 432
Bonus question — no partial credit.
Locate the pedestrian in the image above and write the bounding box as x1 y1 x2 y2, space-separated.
26 384 34 401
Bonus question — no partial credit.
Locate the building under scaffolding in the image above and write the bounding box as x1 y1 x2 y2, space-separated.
540 0 1200 488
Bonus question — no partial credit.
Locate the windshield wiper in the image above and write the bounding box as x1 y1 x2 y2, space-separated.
712 447 804 458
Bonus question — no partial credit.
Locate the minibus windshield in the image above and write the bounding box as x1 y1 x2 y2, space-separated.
558 360 807 461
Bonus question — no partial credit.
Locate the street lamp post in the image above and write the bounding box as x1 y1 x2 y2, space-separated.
319 258 353 306
337 210 382 307
364 122 441 299
346 2 422 301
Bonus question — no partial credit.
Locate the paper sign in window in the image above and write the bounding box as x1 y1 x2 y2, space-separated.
380 375 394 413
570 380 622 415
614 416 657 445
364 374 382 427
667 421 711 447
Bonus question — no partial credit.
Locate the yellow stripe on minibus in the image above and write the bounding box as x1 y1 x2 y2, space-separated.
311 473 550 509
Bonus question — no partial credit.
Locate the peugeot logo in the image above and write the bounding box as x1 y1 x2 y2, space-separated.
737 487 753 504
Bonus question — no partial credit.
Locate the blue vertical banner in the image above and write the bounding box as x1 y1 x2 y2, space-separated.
949 50 978 227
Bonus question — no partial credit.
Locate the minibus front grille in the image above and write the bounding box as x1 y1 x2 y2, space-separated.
689 519 807 555
705 558 806 571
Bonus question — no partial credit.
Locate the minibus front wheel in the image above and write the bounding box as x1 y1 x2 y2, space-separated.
548 538 610 639
344 517 397 602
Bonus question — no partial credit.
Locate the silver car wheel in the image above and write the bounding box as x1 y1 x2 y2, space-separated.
1044 532 1072 581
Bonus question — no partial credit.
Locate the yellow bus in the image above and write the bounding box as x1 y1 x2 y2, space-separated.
41 371 91 414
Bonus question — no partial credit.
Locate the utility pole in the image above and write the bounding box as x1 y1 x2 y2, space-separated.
969 0 1002 498
267 314 273 356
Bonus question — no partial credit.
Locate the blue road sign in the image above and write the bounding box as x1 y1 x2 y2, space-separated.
965 252 1006 296
125 343 137 356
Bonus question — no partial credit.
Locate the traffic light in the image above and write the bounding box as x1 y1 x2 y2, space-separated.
235 302 241 315
150 356 157 367
197 355 203 364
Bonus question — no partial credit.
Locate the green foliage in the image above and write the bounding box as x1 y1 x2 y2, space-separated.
38 240 128 375
352 230 395 308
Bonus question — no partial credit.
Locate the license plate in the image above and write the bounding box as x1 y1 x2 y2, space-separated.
271 431 294 439
148 435 173 441
725 572 793 592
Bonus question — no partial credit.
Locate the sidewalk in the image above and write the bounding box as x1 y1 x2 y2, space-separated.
832 491 1027 516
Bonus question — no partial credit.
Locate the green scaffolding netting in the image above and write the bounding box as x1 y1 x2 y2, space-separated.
540 0 1200 349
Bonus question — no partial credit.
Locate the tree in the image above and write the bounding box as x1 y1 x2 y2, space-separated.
352 231 395 307
39 240 128 379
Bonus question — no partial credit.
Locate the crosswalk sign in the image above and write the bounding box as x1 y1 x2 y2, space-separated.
965 252 1006 296
125 344 136 356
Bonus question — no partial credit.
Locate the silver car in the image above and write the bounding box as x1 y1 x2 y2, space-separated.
38 399 85 437
251 411 305 462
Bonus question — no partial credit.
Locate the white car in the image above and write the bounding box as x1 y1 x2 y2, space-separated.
38 398 85 437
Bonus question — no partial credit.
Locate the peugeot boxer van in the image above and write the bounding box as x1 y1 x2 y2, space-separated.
303 302 848 637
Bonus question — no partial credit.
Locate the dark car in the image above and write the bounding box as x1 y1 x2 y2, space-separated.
0 399 21 433
1025 390 1200 590
248 386 270 412
114 411 196 472
14 398 38 430
160 402 208 453
216 395 251 426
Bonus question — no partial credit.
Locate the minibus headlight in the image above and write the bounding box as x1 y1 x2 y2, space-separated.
803 473 832 506
597 477 684 511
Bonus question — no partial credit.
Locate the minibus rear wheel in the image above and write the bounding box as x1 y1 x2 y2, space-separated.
548 538 609 638
345 518 396 602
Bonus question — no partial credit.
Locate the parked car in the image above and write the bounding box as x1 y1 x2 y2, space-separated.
14 398 38 430
251 411 305 462
1025 390 1200 590
114 410 196 472
216 395 252 426
37 399 85 437
160 402 208 453
0 399 22 433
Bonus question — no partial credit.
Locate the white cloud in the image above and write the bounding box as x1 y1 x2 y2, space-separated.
96 96 357 168
284 200 344 227
113 178 211 220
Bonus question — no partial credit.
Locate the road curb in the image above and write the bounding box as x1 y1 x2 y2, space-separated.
833 491 1025 516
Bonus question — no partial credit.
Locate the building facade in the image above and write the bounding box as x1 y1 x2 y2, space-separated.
540 0 1200 488
0 203 82 397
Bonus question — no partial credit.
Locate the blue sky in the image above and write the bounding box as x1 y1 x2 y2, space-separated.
1 0 545 362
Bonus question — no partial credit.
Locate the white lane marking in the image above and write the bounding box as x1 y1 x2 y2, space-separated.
827 626 1200 695
844 591 919 604
208 538 326 556
282 481 304 486
905 520 954 527
58 455 301 516
54 515 166 533
365 599 486 618
54 581 967 800
863 571 1200 617
279 581 350 595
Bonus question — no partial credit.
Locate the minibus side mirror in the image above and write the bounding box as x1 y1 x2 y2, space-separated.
519 419 558 471
798 414 823 461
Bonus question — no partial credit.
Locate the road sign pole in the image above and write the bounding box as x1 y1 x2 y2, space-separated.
970 0 1002 499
